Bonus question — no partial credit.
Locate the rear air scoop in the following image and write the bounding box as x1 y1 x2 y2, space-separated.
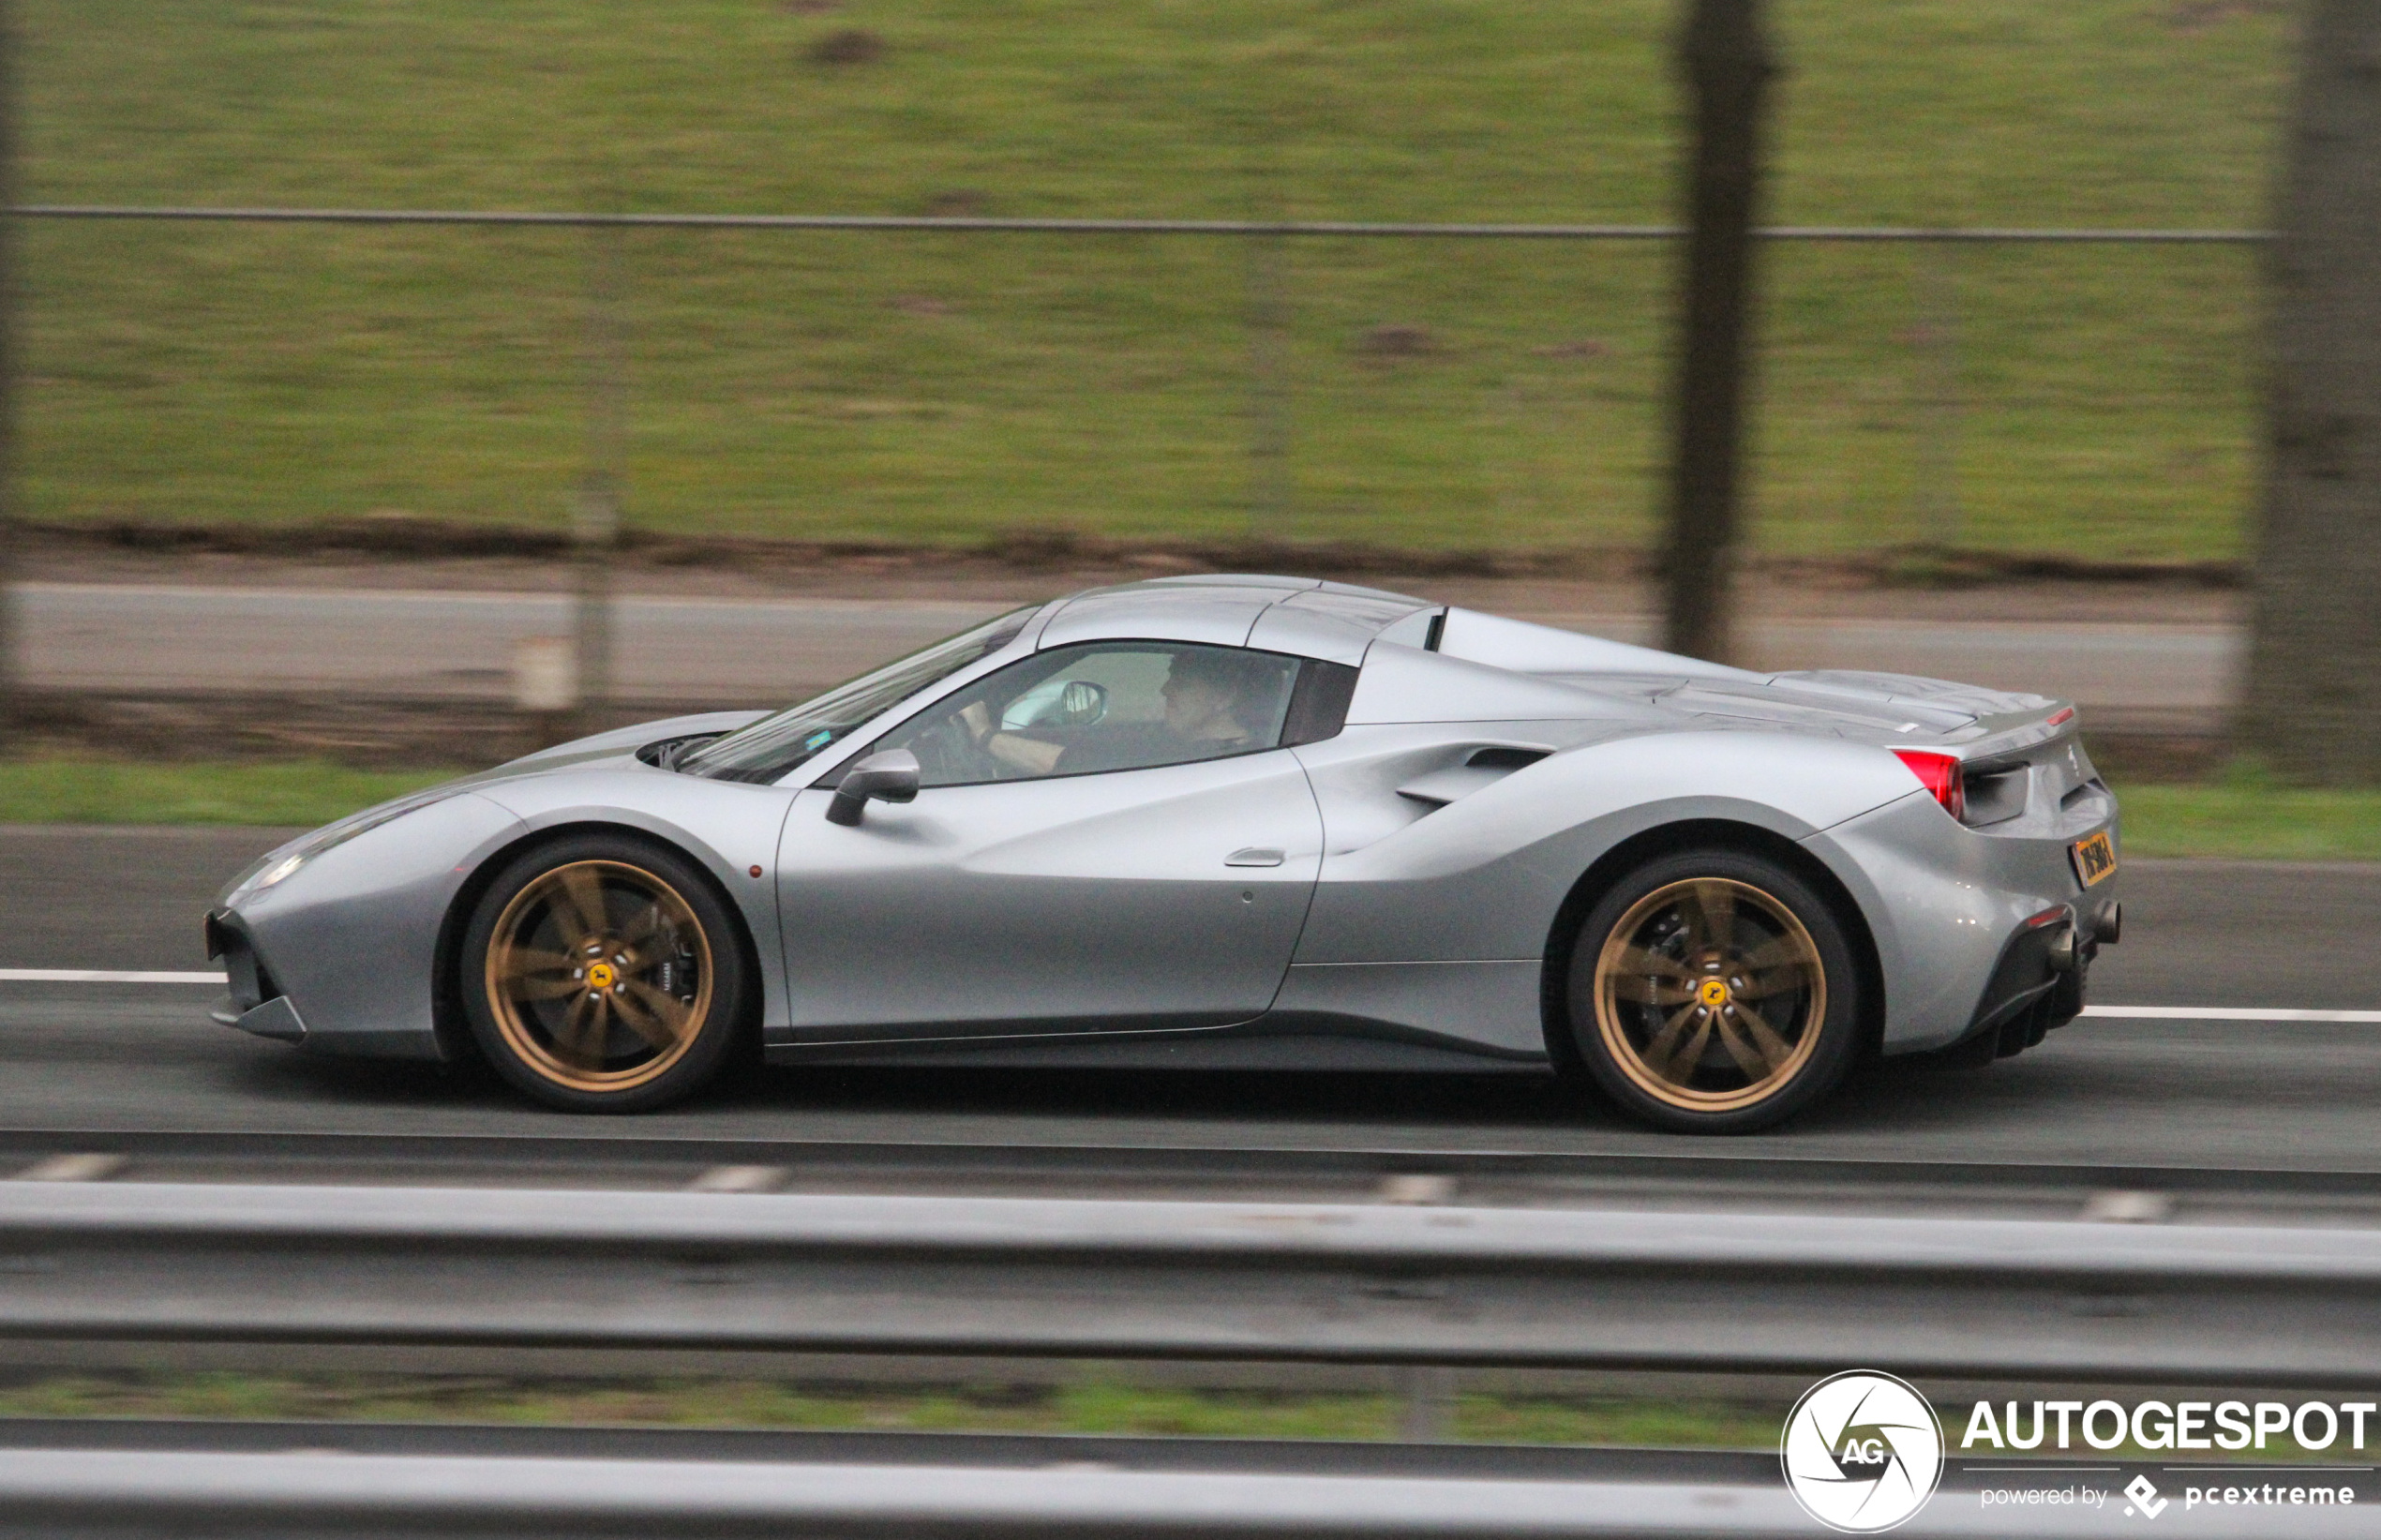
1394 745 1554 809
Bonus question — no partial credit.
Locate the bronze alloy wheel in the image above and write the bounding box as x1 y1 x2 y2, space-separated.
482 859 715 1094
1591 876 1827 1114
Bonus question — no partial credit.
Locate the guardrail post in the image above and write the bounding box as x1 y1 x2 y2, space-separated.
1399 1366 1456 1443
1910 237 1962 551
572 219 625 740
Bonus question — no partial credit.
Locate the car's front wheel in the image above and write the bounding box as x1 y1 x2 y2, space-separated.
460 834 750 1113
1561 848 1863 1134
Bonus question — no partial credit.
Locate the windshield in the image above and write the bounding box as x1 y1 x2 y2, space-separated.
677 606 1038 785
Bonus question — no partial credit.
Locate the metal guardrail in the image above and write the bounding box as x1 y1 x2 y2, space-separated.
0 1451 1860 1540
3 1181 2377 1383
3 1447 2363 1539
0 1424 1800 1539
0 1414 1779 1480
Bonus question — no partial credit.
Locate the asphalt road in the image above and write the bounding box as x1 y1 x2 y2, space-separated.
21 584 1012 704
22 583 2235 724
0 827 2373 1170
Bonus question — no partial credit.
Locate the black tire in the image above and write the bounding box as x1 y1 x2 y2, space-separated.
1559 847 1864 1134
460 832 752 1113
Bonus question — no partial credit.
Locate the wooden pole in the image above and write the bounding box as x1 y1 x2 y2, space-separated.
1659 0 1775 665
2242 0 2381 783
1245 225 1292 535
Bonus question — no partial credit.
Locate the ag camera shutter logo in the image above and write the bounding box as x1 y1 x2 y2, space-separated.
1781 1370 1945 1533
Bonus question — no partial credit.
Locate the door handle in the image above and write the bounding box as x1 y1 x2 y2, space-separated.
1225 847 1285 868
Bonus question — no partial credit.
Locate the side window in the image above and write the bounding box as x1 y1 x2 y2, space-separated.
877 641 1305 787
1280 659 1359 746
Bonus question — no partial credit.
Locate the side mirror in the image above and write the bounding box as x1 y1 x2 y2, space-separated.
1000 677 1108 731
825 750 921 826
1056 679 1107 727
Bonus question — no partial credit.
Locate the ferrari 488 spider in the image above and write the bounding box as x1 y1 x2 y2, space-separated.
208 575 2119 1131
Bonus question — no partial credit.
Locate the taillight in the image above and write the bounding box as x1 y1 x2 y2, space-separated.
1892 750 1966 821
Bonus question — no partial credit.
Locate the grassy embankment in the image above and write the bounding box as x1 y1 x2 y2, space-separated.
22 0 2287 561
0 757 2372 860
0 757 455 827
7 4 2342 854
0 1370 2333 1461
0 1371 1781 1447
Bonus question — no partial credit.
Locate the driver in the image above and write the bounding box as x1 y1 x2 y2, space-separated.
1153 649 1264 753
1052 649 1268 774
947 648 1274 779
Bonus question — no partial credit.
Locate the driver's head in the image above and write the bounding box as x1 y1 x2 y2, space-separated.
1161 649 1262 739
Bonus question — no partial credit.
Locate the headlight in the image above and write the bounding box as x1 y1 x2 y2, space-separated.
226 788 459 902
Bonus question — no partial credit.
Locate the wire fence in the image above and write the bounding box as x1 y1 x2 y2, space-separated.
15 206 2274 239
15 205 2269 550
10 205 2270 707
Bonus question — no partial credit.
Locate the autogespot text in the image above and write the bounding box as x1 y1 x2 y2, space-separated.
1962 1398 2377 1454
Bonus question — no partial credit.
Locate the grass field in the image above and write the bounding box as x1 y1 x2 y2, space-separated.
0 1370 1785 1447
0 1369 2326 1463
21 0 2290 558
1 755 2374 860
2116 773 2381 862
0 756 451 827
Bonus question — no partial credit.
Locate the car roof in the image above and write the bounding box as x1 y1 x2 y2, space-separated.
1036 575 1437 665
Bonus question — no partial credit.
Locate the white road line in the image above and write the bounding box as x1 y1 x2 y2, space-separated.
0 969 226 984
2081 1005 2381 1023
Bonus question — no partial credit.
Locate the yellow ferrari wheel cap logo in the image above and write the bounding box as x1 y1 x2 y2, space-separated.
586 962 618 990
1698 978 1730 1009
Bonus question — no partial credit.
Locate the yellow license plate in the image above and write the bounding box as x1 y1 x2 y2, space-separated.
2071 830 2117 888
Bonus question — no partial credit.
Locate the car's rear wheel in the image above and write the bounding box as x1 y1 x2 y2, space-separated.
1562 848 1863 1134
461 834 749 1113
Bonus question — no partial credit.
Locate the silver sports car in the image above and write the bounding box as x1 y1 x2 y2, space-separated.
207 575 2119 1132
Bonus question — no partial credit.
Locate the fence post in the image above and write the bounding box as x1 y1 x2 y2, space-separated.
0 0 18 740
572 220 625 740
1911 238 1962 550
1244 226 1293 536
